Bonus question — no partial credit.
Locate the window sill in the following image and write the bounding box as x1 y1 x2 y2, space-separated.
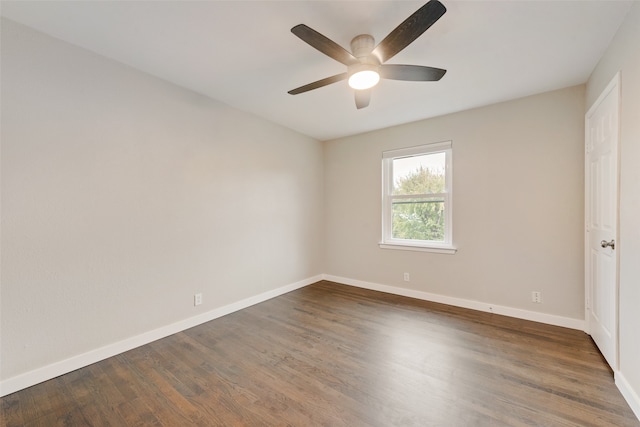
378 242 457 254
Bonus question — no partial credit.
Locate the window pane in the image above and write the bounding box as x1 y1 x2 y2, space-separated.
392 152 446 195
391 197 445 241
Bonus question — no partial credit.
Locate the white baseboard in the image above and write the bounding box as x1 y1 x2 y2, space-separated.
616 371 640 422
0 275 321 397
4 273 634 421
0 273 590 397
322 274 585 331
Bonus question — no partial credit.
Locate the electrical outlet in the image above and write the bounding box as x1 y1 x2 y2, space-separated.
403 272 410 282
194 293 203 306
531 291 542 303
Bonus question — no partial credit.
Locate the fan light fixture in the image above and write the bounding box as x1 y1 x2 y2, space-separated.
348 69 380 90
348 62 381 90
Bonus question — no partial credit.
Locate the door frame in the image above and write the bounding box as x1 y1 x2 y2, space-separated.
584 71 621 370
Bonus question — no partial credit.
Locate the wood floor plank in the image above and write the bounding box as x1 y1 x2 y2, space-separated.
1 280 638 426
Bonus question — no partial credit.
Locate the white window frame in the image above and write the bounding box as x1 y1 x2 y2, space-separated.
379 141 456 254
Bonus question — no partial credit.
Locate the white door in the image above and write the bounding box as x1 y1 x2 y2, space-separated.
585 72 620 370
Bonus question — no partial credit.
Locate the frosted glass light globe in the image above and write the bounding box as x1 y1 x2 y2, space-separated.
348 70 380 90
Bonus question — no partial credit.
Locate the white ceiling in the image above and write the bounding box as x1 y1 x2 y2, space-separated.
1 1 633 141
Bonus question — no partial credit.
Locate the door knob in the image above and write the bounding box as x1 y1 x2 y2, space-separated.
600 239 615 250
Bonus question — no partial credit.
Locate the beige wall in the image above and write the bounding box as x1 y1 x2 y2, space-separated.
324 85 585 321
1 19 324 381
587 3 640 417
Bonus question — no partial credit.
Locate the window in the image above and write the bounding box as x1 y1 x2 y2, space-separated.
380 141 455 254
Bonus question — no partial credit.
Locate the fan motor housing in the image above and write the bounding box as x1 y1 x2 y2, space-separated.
350 34 375 58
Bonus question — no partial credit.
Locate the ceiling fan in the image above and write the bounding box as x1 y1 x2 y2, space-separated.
288 0 447 109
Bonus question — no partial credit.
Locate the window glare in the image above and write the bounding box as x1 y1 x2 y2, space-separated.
393 152 445 182
392 152 446 195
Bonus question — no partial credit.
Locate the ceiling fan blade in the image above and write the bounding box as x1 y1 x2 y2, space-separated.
288 73 348 95
355 90 371 109
372 0 446 63
379 64 446 81
291 24 359 66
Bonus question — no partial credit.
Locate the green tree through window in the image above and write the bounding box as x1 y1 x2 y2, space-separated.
392 165 445 241
381 141 453 251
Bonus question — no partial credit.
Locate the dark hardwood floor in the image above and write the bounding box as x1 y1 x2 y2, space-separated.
2 281 638 426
